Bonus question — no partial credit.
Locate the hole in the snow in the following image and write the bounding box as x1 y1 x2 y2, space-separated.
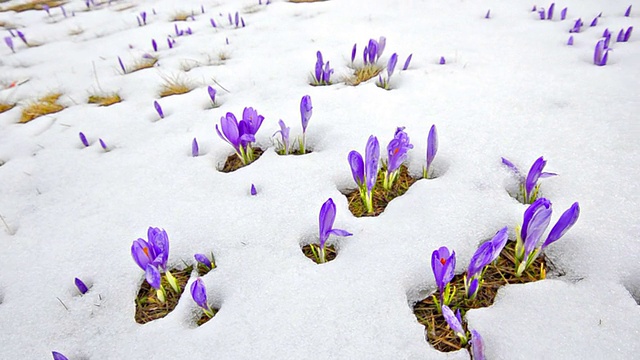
301 244 337 264
134 266 193 324
218 147 264 173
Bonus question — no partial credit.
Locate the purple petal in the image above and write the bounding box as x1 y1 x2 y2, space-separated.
377 36 386 58
467 277 479 298
467 241 493 278
216 113 241 151
328 228 352 237
524 200 553 256
470 330 486 360
207 86 216 103
624 26 633 42
625 5 632 17
567 35 574 45
560 7 567 20
426 125 438 170
99 139 108 150
4 36 13 52
79 132 89 147
52 352 69 360
542 202 580 249
348 150 365 187
590 17 598 27
322 61 333 83
617 29 625 42
501 157 520 175
242 107 264 135
131 238 152 270
387 53 398 77
300 95 313 132
351 43 357 63
194 253 212 268
485 9 491 19
190 278 208 309
548 3 555 20
250 184 257 196
488 226 508 263
154 100 164 118
442 305 465 336
439 56 446 65
75 277 88 294
210 18 216 27
364 135 380 192
525 156 546 198
145 264 161 289
318 198 337 247
521 198 551 244
402 54 412 70
192 138 199 157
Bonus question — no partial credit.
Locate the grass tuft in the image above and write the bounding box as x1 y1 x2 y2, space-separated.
88 92 122 106
344 164 417 217
413 241 549 352
0 102 16 113
349 64 383 85
128 56 158 73
301 244 337 264
172 11 192 21
134 267 193 324
220 147 264 173
19 93 65 123
3 0 65 12
159 74 194 97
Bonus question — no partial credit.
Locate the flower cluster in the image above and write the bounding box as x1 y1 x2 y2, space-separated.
463 227 508 300
309 198 352 263
312 51 333 86
348 126 438 214
502 156 556 204
515 198 580 276
216 107 264 165
131 227 180 303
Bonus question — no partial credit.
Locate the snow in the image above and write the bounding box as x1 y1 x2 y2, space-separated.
0 0 639 359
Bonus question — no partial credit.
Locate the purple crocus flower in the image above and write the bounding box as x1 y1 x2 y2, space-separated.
465 227 508 299
366 39 378 64
167 37 173 49
625 5 632 17
154 100 164 118
524 156 556 203
431 246 456 302
322 61 333 84
570 18 582 33
594 39 609 66
314 51 324 84
387 53 398 77
548 3 555 20
317 198 352 263
192 138 199 157
16 30 27 45
567 35 574 45
590 16 598 27
364 135 380 197
241 18 245 27
442 305 467 343
300 95 312 137
99 139 108 151
439 56 446 65
151 39 157 52
52 352 69 360
351 43 357 63
190 278 208 309
531 5 536 11
541 202 580 249
79 132 89 147
208 86 217 104
521 198 553 257
624 26 633 41
228 13 232 25
560 7 567 20
538 9 546 20
140 11 147 25
424 124 438 179
75 277 89 294
273 119 290 155
235 12 239 27
377 36 386 58
470 330 486 360
131 227 170 272
216 112 253 156
617 29 625 42
348 151 365 188
118 56 126 73
210 18 217 27
194 253 212 269
384 127 413 190
402 54 412 70
250 184 257 196
485 9 491 19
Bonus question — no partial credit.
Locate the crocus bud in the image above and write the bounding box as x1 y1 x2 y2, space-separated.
402 54 412 70
79 132 89 147
4 36 14 53
194 253 212 269
154 100 164 119
152 39 157 52
75 277 89 294
208 86 216 104
52 351 69 360
192 138 199 157
250 184 257 196
625 5 632 17
439 56 446 65
99 139 108 151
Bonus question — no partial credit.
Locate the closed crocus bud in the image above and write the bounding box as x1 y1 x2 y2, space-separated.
194 253 212 269
192 138 199 157
439 56 446 65
52 351 69 360
79 132 89 147
75 277 89 294
250 184 257 196
154 100 164 119
207 86 216 104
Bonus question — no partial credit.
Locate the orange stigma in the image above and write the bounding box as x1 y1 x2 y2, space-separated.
143 247 149 257
440 258 446 265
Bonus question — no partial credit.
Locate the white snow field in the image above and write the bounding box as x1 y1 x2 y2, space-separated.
0 0 639 359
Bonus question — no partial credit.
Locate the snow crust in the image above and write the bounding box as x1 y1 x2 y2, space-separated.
0 0 639 359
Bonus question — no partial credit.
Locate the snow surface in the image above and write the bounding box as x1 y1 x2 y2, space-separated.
0 0 639 359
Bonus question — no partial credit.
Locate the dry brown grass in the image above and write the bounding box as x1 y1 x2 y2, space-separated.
220 147 264 172
159 74 194 97
88 93 121 106
344 165 417 217
172 11 192 21
348 65 383 86
129 56 158 73
134 267 192 324
19 93 65 123
0 102 15 113
301 244 337 264
3 0 65 12
413 241 548 352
